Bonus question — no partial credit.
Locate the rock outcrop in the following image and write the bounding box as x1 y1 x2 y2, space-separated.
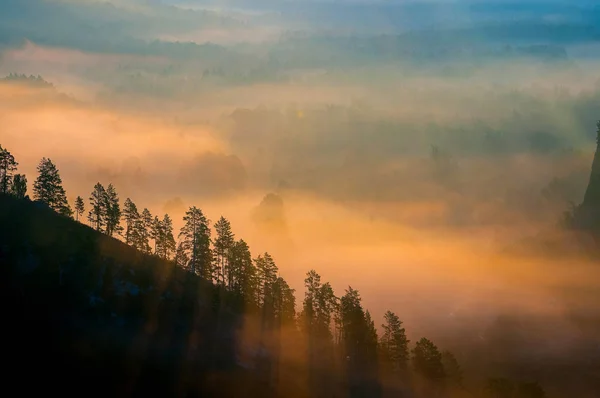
571 121 600 234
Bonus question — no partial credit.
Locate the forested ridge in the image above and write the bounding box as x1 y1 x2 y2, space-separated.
2 124 600 398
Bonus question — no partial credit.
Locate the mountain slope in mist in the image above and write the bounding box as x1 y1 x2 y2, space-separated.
0 193 266 398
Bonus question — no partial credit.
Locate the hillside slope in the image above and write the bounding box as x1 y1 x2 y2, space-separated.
0 194 270 398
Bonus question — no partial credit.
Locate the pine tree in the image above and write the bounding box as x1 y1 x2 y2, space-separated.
272 276 296 326
302 269 321 393
88 183 107 232
340 287 380 396
214 216 235 285
364 310 379 369
156 214 176 259
299 270 339 397
74 196 85 221
150 216 161 254
228 239 257 305
178 206 212 278
104 184 122 237
138 208 153 254
301 270 338 343
131 217 150 253
33 158 72 217
255 252 278 307
442 350 463 387
302 270 320 336
175 241 189 268
10 174 27 199
255 252 280 351
381 310 410 375
412 338 445 383
122 198 140 245
163 214 176 258
0 145 18 194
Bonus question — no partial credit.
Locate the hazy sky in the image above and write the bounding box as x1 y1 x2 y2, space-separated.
1 1 599 392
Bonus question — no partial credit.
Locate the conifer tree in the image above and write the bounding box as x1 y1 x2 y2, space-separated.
442 350 463 387
122 198 140 245
33 158 72 217
74 196 85 221
272 276 296 326
178 206 212 278
381 310 410 375
175 241 189 268
255 252 278 307
10 174 27 199
104 184 122 237
130 217 150 253
302 270 320 335
302 270 337 341
412 338 445 384
340 287 380 396
160 214 176 259
228 239 257 305
0 145 18 194
151 215 161 253
301 270 338 397
255 252 280 347
214 216 235 285
88 183 106 232
156 214 176 259
138 208 153 254
364 310 380 371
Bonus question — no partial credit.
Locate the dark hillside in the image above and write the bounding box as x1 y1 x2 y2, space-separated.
0 194 269 398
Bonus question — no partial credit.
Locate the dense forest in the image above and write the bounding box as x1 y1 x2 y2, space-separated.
1 121 599 397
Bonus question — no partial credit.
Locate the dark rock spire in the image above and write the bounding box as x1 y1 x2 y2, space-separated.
572 121 600 231
581 121 600 208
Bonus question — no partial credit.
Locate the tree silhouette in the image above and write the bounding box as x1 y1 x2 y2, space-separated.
0 145 18 194
139 208 153 254
412 338 445 386
228 239 256 301
214 216 235 285
272 276 296 326
33 158 72 217
300 270 338 396
178 206 212 278
104 184 122 237
380 310 410 376
74 196 85 222
255 252 278 308
364 310 379 371
174 241 189 269
88 183 107 232
155 214 176 259
255 252 280 358
442 350 463 387
122 198 139 245
150 216 161 253
302 271 337 345
10 174 27 199
339 287 380 398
